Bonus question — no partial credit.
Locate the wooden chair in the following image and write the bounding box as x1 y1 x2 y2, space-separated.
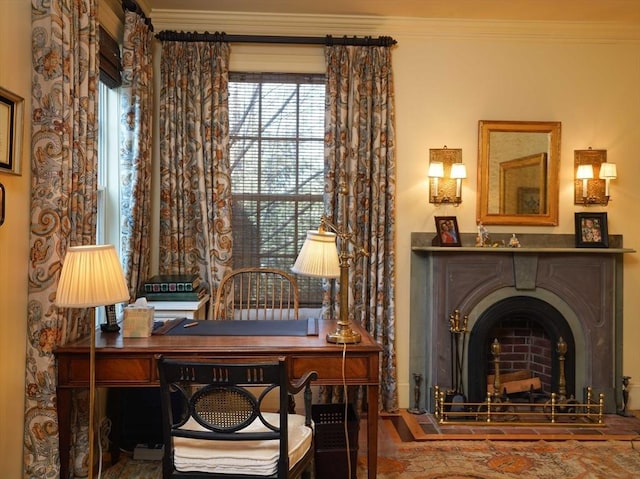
157 356 318 479
213 267 300 321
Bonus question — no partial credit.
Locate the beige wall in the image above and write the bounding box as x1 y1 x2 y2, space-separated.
0 0 31 476
3 4 640 474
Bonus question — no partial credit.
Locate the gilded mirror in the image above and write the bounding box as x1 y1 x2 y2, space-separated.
477 120 561 226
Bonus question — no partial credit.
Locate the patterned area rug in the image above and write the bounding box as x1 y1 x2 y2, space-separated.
365 439 640 479
103 439 640 479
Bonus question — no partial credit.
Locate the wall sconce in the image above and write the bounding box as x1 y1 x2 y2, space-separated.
428 147 465 206
574 148 616 206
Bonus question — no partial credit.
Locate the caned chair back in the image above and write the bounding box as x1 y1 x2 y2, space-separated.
157 356 317 479
214 267 299 321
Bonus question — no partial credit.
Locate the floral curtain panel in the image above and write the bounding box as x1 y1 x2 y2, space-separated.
324 44 398 413
26 0 100 476
120 10 154 297
158 40 233 315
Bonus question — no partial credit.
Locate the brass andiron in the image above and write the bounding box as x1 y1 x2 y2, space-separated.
490 338 502 399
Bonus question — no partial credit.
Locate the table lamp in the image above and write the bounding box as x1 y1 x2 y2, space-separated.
56 244 129 479
292 177 366 344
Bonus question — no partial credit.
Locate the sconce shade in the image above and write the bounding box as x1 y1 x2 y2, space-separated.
576 164 594 180
450 163 467 179
428 161 444 178
56 244 130 308
599 162 617 179
291 230 340 279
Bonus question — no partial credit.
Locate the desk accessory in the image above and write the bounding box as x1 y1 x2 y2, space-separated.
292 172 368 344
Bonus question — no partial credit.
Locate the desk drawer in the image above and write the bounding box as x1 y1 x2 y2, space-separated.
58 355 158 387
291 355 375 384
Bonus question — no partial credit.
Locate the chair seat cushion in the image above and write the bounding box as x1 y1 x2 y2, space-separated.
173 412 312 475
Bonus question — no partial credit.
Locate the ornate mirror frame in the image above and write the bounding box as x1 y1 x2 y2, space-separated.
477 120 561 226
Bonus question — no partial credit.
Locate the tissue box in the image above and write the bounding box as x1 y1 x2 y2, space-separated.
123 304 155 337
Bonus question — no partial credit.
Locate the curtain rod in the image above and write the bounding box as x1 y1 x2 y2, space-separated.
122 0 154 31
155 31 397 47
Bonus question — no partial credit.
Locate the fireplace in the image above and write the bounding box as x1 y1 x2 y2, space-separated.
409 233 631 414
467 295 575 403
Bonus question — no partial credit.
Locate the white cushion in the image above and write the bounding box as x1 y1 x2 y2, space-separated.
173 412 312 476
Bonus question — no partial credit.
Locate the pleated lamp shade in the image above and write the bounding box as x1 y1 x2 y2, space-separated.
56 244 130 307
291 230 340 278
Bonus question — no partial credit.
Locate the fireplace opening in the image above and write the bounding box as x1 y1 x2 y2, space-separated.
467 296 575 404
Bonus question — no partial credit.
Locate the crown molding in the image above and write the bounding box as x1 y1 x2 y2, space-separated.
149 10 640 43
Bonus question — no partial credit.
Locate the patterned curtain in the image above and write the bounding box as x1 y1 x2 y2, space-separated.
26 0 99 477
158 41 233 317
324 44 398 413
120 10 153 297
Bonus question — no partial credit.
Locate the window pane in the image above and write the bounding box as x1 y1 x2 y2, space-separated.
229 73 326 306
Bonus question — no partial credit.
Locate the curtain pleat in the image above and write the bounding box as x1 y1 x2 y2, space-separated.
158 41 233 317
26 0 100 476
323 44 398 413
120 9 154 298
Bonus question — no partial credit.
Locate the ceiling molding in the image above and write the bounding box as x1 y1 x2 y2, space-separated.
150 10 640 43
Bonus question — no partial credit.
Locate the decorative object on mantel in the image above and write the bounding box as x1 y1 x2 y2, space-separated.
574 148 616 206
508 233 521 248
475 221 490 247
433 216 461 246
428 146 466 205
574 212 609 248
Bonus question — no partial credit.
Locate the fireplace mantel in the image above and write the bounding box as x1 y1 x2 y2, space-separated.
411 232 634 254
409 232 634 413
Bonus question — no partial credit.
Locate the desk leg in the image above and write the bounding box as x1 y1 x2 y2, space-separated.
367 385 379 479
57 388 72 479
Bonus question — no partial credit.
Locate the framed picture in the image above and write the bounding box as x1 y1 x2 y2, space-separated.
0 86 24 175
574 212 608 248
434 216 461 247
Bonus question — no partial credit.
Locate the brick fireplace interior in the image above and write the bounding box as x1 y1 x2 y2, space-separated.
409 232 630 414
467 295 575 404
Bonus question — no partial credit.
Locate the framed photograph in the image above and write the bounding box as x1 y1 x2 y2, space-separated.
0 86 24 175
575 212 608 248
434 216 461 247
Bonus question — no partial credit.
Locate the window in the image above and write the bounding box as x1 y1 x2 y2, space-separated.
229 73 325 306
97 81 121 250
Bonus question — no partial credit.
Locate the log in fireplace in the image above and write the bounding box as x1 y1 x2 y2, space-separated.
409 232 633 414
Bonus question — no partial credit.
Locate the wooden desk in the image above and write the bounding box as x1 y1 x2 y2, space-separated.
55 320 381 479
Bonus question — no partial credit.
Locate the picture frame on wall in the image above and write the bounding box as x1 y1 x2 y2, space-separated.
574 212 608 248
434 216 461 247
0 86 24 176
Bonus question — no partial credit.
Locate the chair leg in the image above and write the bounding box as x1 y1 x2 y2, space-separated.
288 394 296 414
